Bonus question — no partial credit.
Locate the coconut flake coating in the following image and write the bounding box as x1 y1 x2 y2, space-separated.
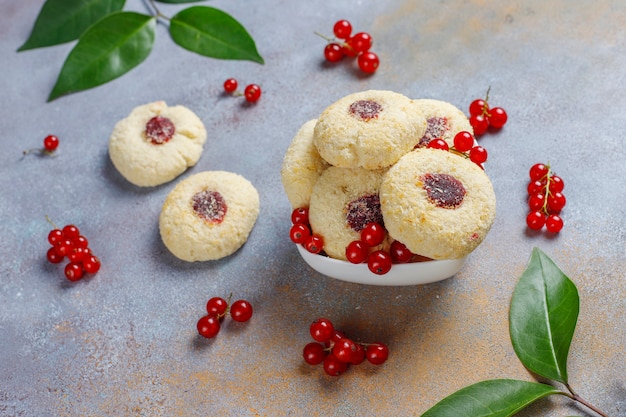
380 148 496 260
313 90 427 170
412 99 473 149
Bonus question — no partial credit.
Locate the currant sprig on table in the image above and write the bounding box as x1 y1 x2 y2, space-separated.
23 134 60 156
196 295 253 339
468 87 508 136
315 19 380 74
223 78 262 103
426 131 488 168
526 163 566 233
45 216 101 281
303 317 389 376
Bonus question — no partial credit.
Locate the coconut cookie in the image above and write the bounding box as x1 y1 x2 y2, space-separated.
313 90 426 170
109 101 207 187
280 119 330 209
412 99 473 149
380 148 496 260
159 171 260 262
308 166 386 260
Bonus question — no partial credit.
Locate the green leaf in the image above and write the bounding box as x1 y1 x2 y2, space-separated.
48 12 156 102
421 379 563 417
509 247 579 384
18 0 126 51
169 6 264 64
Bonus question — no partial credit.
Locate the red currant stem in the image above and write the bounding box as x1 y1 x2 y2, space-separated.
313 31 335 42
482 86 492 116
538 163 555 215
23 148 55 157
45 215 59 230
449 147 470 159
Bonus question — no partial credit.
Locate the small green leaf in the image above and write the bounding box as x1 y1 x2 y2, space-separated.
509 247 579 384
170 6 264 64
156 0 207 3
48 12 156 101
421 379 563 417
18 0 126 51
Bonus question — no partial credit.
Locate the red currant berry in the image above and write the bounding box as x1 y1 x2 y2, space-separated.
62 224 80 239
82 255 101 274
526 211 546 230
43 135 59 152
71 235 89 249
348 32 372 53
64 262 84 281
528 192 547 212
548 175 564 193
367 250 392 275
350 343 366 365
345 240 369 264
453 131 474 152
206 297 228 316
469 114 489 136
547 192 566 214
230 299 253 322
427 138 449 151
469 146 488 164
46 246 64 264
529 163 550 181
469 99 489 117
197 315 221 338
333 19 352 39
68 247 88 263
545 214 564 233
291 207 309 225
324 43 344 62
361 222 385 247
244 84 262 103
304 234 324 254
366 343 389 365
303 342 327 365
55 238 74 257
310 318 335 343
290 223 311 244
488 107 508 128
223 78 238 93
527 179 546 196
323 354 348 376
357 51 379 73
325 329 347 348
48 229 64 246
390 240 413 263
332 338 357 363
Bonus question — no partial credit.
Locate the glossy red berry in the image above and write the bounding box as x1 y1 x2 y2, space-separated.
367 250 392 275
303 342 327 365
390 240 413 263
345 240 369 264
348 32 372 53
244 84 262 103
548 175 564 193
469 99 488 117
223 78 238 93
291 207 309 225
547 192 566 214
197 315 221 338
324 43 344 62
488 107 508 128
47 229 64 246
62 224 80 239
67 247 88 263
361 222 385 247
323 354 348 376
46 247 64 264
332 338 358 363
230 299 253 322
333 19 352 39
43 135 59 152
469 146 488 164
527 179 546 196
310 318 334 343
64 262 84 281
82 255 101 274
526 211 546 230
304 234 324 254
357 51 379 73
349 343 366 365
545 214 564 233
72 235 89 249
55 238 74 257
469 114 489 136
427 138 449 151
453 131 474 152
366 343 389 365
528 193 546 212
529 163 550 181
290 223 311 244
206 297 228 316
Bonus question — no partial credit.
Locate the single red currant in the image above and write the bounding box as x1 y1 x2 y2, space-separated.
545 214 564 233
46 247 64 264
304 234 324 254
71 235 89 249
303 342 327 365
62 224 80 239
527 179 547 196
469 114 489 136
43 135 59 152
333 19 352 39
197 315 221 338
488 107 508 128
361 222 385 247
223 78 238 93
349 343 366 365
453 131 474 152
390 240 412 263
366 343 389 365
323 354 348 376
244 84 262 103
82 255 101 274
547 192 566 214
324 43 344 62
230 299 253 322
310 318 334 343
325 329 347 348
290 223 311 244
526 211 546 230
332 338 357 363
345 240 369 264
357 51 379 73
427 138 449 151
55 238 74 257
529 163 550 181
469 146 488 164
291 207 309 225
348 32 372 53
67 247 88 263
367 250 392 275
528 193 547 212
206 297 228 316
64 262 84 281
548 175 564 193
48 229 64 246
469 99 489 117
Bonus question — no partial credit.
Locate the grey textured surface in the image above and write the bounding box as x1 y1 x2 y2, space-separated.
1 0 625 416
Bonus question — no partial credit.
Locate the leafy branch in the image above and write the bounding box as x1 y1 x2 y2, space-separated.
18 0 264 101
421 248 612 417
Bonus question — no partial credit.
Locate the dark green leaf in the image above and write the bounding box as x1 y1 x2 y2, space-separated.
421 379 563 417
156 0 207 3
48 12 155 101
169 6 264 64
509 247 579 384
18 0 126 51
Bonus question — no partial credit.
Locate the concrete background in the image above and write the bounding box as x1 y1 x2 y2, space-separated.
0 0 624 416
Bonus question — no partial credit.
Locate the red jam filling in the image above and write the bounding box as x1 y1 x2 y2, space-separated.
345 194 383 231
349 100 383 121
191 190 227 224
421 173 466 209
145 116 175 145
417 116 449 147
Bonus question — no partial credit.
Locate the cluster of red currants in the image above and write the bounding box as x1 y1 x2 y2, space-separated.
526 163 566 233
426 130 488 167
468 88 508 136
289 207 325 254
23 134 59 156
303 318 389 376
46 218 101 281
317 19 380 73
223 78 262 103
196 295 253 339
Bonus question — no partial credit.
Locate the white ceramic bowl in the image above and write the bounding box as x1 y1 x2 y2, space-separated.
296 244 467 286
